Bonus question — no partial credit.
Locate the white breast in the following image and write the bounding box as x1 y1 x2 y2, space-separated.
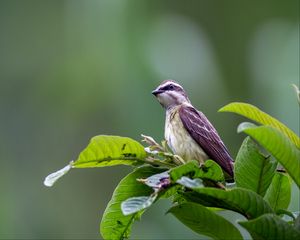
164 106 208 163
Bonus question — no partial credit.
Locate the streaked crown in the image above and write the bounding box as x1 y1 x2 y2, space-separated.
152 80 190 109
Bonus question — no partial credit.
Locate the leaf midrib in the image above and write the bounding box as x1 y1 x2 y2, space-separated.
256 157 268 195
74 156 142 166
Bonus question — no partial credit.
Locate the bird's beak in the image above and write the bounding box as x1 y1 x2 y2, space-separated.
152 89 163 96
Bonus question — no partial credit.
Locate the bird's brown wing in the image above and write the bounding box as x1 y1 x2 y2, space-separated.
179 105 234 178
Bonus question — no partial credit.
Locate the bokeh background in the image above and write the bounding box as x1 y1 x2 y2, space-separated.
0 0 299 239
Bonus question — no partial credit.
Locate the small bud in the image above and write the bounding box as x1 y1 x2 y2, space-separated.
141 134 159 146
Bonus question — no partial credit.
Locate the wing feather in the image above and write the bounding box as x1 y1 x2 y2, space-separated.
179 105 234 177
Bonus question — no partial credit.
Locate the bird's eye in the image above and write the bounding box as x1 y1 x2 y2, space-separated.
168 84 175 90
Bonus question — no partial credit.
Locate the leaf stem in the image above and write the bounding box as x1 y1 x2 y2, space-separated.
142 158 177 168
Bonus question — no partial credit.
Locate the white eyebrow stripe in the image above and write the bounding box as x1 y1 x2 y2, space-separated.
159 80 182 89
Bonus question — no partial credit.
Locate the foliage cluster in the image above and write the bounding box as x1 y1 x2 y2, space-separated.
44 97 300 240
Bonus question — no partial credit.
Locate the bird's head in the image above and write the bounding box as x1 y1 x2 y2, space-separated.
152 80 190 109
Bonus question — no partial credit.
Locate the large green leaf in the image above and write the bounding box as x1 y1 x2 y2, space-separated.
169 160 224 183
168 202 243 240
44 135 148 187
180 186 273 219
120 160 225 217
100 166 164 240
264 172 291 211
219 102 300 148
73 135 147 168
235 137 277 196
238 123 300 188
239 213 300 240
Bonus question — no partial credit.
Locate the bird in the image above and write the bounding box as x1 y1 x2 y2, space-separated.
152 79 234 179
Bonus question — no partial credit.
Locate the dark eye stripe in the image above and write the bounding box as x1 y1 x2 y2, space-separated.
161 84 177 91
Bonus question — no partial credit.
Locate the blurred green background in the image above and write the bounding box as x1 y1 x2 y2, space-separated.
0 0 299 239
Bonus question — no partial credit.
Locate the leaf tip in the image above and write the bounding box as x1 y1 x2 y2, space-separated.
218 102 242 112
292 84 300 104
218 104 230 112
237 122 257 133
43 162 73 187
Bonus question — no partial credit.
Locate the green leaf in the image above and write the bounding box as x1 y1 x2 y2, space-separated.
100 166 164 240
196 160 225 182
276 209 296 221
239 213 300 240
168 202 243 240
219 102 300 148
159 185 181 199
73 135 147 168
238 123 300 188
169 160 224 183
264 172 291 211
43 136 148 187
235 137 277 196
169 161 199 181
180 187 274 219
